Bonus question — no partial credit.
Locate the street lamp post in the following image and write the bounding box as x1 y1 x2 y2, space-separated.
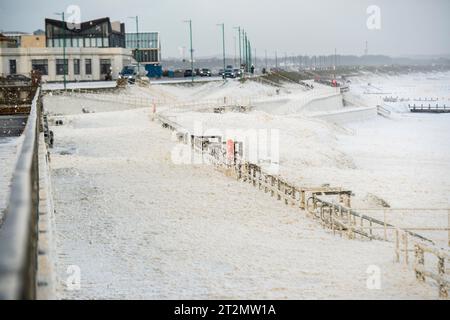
265 49 268 70
128 16 140 74
243 32 247 72
217 23 226 81
234 27 241 69
55 12 66 90
275 51 278 69
254 48 256 73
184 20 194 83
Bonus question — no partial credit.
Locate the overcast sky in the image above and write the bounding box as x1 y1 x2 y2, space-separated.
1 0 449 58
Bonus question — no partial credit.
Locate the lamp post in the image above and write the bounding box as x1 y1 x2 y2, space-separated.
254 48 256 73
265 49 268 70
275 50 278 69
184 20 194 83
54 12 66 90
234 26 241 69
217 23 226 81
243 32 247 72
128 16 140 74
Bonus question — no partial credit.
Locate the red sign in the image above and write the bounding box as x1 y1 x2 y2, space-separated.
226 139 235 163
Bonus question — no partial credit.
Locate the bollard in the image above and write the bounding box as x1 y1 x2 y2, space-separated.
395 229 400 263
437 256 447 298
403 232 409 265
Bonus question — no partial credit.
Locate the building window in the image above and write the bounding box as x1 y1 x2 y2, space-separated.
85 59 92 75
100 59 111 75
32 59 48 75
9 60 17 75
74 59 80 75
56 59 68 75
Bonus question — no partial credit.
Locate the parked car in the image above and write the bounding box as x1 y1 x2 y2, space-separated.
200 68 212 77
184 69 194 77
119 64 147 84
5 74 31 82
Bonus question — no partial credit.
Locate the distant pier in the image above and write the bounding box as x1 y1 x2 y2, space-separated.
409 104 450 113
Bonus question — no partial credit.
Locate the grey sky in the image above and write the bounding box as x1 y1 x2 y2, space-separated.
1 0 449 58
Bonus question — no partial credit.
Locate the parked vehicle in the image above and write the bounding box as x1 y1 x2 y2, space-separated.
200 68 212 77
6 74 31 82
184 69 194 77
119 65 147 84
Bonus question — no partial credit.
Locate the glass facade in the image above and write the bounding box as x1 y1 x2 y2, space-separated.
126 32 159 49
45 18 125 48
126 33 160 63
134 49 159 63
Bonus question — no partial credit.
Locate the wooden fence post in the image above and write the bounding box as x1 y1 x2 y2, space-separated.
291 186 296 206
277 179 281 201
300 190 305 209
438 255 448 298
360 216 364 239
414 244 425 282
258 168 262 190
404 232 409 265
270 176 275 197
395 229 400 263
284 183 289 206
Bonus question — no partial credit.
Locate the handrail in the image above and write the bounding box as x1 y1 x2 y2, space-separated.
311 196 433 244
0 88 41 300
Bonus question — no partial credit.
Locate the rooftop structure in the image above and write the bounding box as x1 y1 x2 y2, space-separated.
45 17 126 48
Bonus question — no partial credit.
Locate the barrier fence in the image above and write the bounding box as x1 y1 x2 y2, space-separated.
0 88 41 299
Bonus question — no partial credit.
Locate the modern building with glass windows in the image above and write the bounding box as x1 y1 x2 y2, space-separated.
0 18 166 81
45 17 126 49
126 32 161 65
0 17 134 81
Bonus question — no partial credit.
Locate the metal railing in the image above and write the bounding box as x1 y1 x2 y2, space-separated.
0 88 41 300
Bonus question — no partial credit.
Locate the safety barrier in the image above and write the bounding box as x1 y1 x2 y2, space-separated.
0 88 41 299
414 243 448 298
